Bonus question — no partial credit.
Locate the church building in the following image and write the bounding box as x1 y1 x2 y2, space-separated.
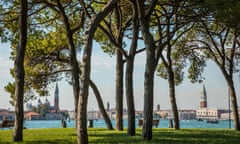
45 82 62 120
53 82 60 112
25 82 62 120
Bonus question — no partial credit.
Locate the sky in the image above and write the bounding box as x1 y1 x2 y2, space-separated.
0 42 240 111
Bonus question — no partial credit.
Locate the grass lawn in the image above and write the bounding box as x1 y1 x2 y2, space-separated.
0 128 239 144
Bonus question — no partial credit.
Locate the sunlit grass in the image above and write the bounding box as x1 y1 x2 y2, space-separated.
0 128 239 143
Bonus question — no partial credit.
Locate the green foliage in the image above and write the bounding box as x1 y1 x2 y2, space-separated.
94 29 116 56
188 56 206 83
157 57 185 86
4 82 15 106
2 0 84 98
4 82 36 106
0 128 240 144
205 0 240 31
61 111 69 119
39 103 50 118
93 0 132 56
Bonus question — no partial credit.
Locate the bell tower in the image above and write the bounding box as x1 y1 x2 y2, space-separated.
200 83 207 108
54 82 59 112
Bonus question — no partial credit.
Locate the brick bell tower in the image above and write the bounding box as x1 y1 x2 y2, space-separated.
200 83 207 108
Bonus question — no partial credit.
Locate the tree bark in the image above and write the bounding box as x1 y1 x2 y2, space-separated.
168 68 180 130
77 1 117 143
115 49 124 131
125 1 138 136
137 0 158 140
224 76 240 130
228 83 240 130
141 45 155 140
89 80 113 130
202 22 240 131
126 56 135 135
139 16 155 141
166 15 179 130
13 0 28 142
57 0 81 128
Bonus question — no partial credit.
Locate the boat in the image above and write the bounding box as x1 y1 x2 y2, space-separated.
138 118 160 128
206 119 219 124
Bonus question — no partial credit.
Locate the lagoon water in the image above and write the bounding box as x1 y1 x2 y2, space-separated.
24 119 234 129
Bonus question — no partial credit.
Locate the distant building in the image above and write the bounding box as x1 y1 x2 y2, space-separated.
45 82 62 119
157 104 160 111
0 109 14 120
25 111 41 120
25 82 63 120
155 110 169 119
200 83 207 108
166 109 196 120
196 83 227 120
54 82 60 112
179 110 196 120
107 102 110 111
68 110 75 120
45 112 62 120
220 109 240 120
196 108 226 120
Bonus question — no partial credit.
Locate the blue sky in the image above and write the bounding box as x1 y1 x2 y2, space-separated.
0 42 240 111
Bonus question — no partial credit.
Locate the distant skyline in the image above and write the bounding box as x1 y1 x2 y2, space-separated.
1 42 240 111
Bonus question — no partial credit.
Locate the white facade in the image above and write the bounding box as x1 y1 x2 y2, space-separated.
196 108 226 120
179 110 196 120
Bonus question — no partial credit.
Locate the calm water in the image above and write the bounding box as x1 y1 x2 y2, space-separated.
23 119 234 129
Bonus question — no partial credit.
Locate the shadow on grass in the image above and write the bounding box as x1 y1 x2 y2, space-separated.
1 128 239 144
88 129 240 144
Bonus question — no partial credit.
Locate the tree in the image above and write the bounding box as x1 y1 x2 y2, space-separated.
156 1 203 130
13 0 28 141
39 103 50 118
89 80 113 130
93 2 126 131
136 0 159 140
77 1 117 143
136 0 197 139
92 0 138 132
123 0 142 136
186 0 240 130
200 22 240 130
40 0 113 130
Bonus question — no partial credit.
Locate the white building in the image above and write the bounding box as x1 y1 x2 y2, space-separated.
196 108 221 120
179 110 196 120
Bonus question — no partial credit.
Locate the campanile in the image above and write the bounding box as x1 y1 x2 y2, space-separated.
200 83 207 108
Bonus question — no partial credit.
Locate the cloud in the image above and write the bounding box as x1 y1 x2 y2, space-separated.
92 53 115 71
0 46 13 89
134 52 146 67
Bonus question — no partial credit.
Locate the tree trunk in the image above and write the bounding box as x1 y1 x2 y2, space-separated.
57 1 81 128
227 79 240 130
140 16 156 140
126 56 135 135
115 49 123 131
136 0 157 140
125 2 138 135
218 63 240 130
166 15 179 130
142 56 155 140
168 68 180 130
89 80 113 130
77 1 117 143
13 0 28 142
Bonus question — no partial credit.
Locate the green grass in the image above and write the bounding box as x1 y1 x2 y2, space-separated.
0 128 239 144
